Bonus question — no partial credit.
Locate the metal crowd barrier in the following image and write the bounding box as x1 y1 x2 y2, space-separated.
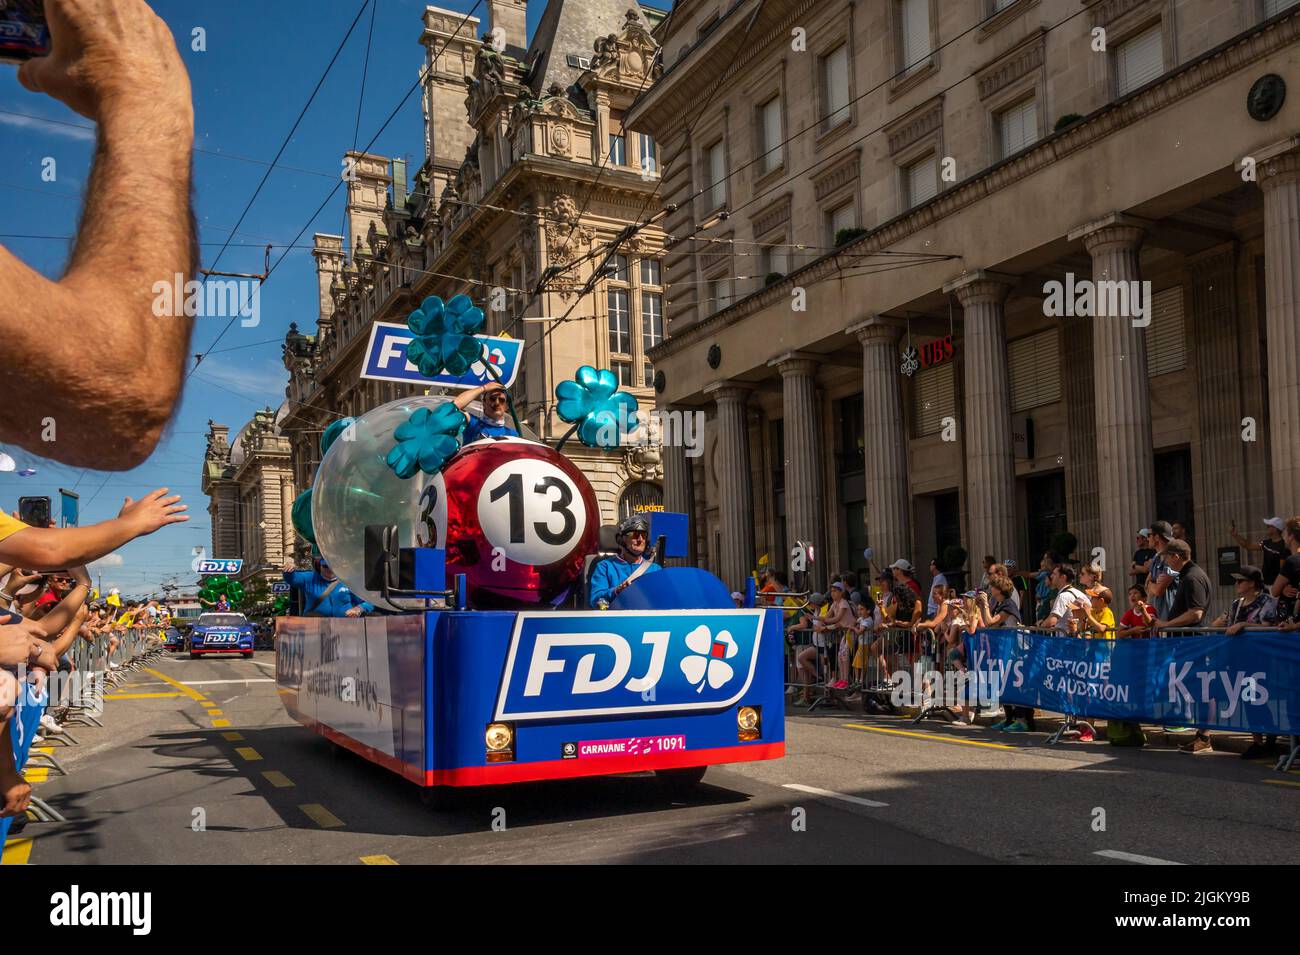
6 627 169 845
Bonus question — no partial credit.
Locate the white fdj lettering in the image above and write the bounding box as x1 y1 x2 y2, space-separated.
523 631 670 697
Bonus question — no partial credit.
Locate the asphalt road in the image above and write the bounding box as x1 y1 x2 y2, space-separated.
6 652 1297 865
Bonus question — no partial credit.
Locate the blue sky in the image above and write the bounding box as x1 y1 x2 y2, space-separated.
0 0 669 597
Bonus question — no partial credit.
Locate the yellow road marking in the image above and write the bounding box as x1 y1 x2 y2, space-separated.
104 692 185 700
234 747 262 762
206 709 224 716
32 747 53 755
0 837 33 865
843 722 1017 750
262 771 294 788
142 668 208 702
222 732 244 741
212 719 231 728
23 768 50 783
300 803 344 829
361 855 398 865
1263 778 1300 788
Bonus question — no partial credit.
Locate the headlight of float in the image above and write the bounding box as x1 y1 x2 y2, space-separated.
485 722 515 761
737 706 761 741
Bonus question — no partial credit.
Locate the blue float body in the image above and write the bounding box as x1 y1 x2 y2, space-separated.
276 566 786 788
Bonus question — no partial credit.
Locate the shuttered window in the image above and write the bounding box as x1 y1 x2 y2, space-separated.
1008 329 1061 412
707 141 727 209
823 45 850 127
900 0 931 73
906 153 938 208
998 97 1038 159
760 97 783 173
1146 285 1185 377
1115 25 1164 96
1265 0 1300 17
913 361 956 437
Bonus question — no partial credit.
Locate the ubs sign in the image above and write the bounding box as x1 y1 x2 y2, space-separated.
900 334 956 377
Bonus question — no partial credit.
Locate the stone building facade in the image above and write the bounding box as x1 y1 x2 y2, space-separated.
627 0 1300 603
279 0 673 529
201 409 297 590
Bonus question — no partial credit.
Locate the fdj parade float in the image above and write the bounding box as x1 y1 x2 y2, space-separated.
274 295 785 801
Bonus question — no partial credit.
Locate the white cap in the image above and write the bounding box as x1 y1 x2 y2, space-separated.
1264 517 1285 531
730 591 743 601
888 558 913 572
1138 528 1151 536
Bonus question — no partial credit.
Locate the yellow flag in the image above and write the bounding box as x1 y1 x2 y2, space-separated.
757 553 769 567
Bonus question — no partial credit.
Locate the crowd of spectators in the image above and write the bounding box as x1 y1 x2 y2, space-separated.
769 515 1300 755
1 490 187 827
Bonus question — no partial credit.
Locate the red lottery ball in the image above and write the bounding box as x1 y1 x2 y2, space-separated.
435 436 600 607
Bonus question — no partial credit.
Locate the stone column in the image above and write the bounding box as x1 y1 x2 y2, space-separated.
849 318 912 564
281 475 296 559
660 404 695 566
1061 315 1100 557
769 353 827 589
945 271 1018 564
1069 213 1156 576
704 382 755 591
1259 147 1300 509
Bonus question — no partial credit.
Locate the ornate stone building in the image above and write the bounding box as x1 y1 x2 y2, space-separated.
280 0 672 528
201 409 296 590
628 0 1300 601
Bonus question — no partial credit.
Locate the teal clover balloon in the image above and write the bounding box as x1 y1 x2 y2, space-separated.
405 293 486 378
385 404 466 479
291 488 315 544
320 417 355 456
555 365 639 448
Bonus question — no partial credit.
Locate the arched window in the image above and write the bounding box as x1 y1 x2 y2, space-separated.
619 481 663 520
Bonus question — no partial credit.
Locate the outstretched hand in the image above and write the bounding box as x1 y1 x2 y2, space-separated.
119 488 188 536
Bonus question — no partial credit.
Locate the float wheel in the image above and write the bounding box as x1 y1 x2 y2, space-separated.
656 766 707 796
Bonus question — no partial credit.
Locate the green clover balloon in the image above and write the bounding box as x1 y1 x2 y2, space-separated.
555 365 639 448
405 294 487 378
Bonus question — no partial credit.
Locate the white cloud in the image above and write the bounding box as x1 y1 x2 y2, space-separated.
0 111 95 142
90 553 124 568
195 357 287 401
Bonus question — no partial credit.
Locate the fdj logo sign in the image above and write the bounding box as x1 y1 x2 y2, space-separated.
495 610 764 721
197 559 242 575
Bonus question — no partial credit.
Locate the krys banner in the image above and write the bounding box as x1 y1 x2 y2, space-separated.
967 629 1300 735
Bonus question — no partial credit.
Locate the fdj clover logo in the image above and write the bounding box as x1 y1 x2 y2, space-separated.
680 625 738 691
497 612 763 721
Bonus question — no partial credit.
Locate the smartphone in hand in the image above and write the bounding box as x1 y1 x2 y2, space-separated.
0 0 49 64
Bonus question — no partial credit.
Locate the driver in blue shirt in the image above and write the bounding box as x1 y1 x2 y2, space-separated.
588 516 661 608
281 555 373 618
455 382 518 443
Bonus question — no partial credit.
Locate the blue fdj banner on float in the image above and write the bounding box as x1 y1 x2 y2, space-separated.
197 558 242 575
361 322 521 390
967 629 1300 735
495 610 765 721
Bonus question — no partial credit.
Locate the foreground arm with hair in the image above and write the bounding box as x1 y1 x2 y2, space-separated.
0 0 195 469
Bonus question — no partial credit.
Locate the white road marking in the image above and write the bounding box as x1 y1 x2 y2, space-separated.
782 783 889 808
1093 849 1184 865
180 679 274 686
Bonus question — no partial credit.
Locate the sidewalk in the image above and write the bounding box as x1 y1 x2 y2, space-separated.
785 690 1289 758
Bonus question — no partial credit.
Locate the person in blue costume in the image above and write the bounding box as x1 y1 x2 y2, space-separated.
455 382 518 443
588 516 661 609
281 553 373 617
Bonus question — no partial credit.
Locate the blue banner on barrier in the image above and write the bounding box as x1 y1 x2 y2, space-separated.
0 682 48 850
967 629 1299 735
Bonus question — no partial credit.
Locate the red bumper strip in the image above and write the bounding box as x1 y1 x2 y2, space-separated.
287 711 784 789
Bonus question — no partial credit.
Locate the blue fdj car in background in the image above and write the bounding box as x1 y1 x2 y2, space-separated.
186 613 256 659
162 627 184 652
